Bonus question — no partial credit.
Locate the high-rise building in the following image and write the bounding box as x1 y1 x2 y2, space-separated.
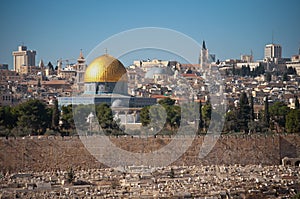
12 45 36 73
264 44 282 61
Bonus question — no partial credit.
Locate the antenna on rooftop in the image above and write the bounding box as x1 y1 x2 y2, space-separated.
272 30 274 44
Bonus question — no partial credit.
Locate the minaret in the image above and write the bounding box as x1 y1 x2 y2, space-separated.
77 49 85 65
76 49 87 92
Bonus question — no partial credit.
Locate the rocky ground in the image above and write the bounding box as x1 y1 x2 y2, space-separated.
0 164 300 198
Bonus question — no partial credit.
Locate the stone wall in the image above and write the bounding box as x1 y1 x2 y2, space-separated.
0 134 299 172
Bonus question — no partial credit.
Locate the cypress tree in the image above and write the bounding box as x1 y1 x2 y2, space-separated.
52 99 60 130
264 96 270 128
295 96 300 110
198 101 204 131
250 94 255 121
37 78 41 87
238 92 251 133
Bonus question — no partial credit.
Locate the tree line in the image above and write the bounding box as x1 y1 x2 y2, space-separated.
0 96 299 137
222 93 300 134
0 99 121 137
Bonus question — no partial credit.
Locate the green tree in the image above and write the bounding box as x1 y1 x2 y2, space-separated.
158 98 175 106
0 106 17 130
198 101 204 131
165 105 181 130
73 104 93 131
0 106 17 136
223 110 238 133
37 78 41 87
264 96 270 129
202 103 212 130
51 99 59 130
148 104 167 131
269 102 289 133
238 92 251 133
140 98 182 133
95 103 120 135
61 105 75 131
14 99 51 135
140 106 150 126
250 94 255 121
285 109 300 133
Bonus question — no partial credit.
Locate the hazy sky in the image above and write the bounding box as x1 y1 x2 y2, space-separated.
0 0 299 67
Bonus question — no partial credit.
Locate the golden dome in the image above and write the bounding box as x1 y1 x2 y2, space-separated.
84 54 127 83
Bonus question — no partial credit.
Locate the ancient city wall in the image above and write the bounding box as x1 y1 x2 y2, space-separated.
0 134 299 172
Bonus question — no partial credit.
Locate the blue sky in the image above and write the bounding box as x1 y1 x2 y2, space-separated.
0 0 299 68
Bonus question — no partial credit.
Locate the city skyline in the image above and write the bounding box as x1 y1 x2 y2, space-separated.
1 0 300 68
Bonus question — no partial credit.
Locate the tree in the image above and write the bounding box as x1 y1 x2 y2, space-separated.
295 96 300 110
14 99 51 135
140 106 150 126
285 109 300 133
51 99 59 130
0 106 17 136
264 96 270 129
158 98 175 106
265 73 272 82
0 106 17 130
37 78 41 87
238 92 251 133
95 103 120 135
165 105 181 130
223 110 238 133
198 101 204 131
249 94 255 121
140 98 182 133
283 72 289 81
61 105 75 131
269 101 289 133
287 66 297 75
202 103 212 130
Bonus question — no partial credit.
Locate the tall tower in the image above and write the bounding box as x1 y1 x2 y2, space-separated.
12 45 36 73
75 50 87 92
199 40 209 70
